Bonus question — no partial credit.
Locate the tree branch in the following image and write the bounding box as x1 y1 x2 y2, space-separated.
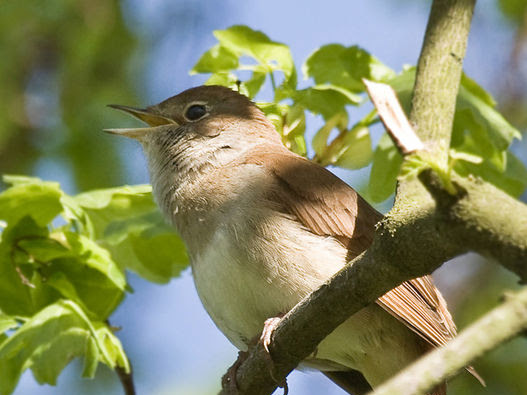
369 287 527 395
419 170 527 279
409 0 476 165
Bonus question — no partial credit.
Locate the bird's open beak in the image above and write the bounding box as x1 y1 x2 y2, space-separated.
104 104 176 139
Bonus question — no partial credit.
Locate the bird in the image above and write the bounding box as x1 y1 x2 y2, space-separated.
106 85 475 394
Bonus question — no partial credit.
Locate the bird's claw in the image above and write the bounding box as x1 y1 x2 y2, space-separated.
259 316 282 354
259 316 288 394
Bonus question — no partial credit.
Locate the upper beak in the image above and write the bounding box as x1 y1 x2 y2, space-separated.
104 104 176 139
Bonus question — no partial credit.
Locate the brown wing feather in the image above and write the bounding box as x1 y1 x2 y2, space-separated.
243 145 456 348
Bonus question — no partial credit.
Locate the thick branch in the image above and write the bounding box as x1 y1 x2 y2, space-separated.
396 0 476 208
420 170 527 279
369 287 527 395
410 0 476 165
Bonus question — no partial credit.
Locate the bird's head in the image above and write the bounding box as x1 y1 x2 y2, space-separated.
105 85 280 146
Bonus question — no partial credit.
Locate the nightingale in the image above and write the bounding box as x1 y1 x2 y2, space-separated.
106 85 469 395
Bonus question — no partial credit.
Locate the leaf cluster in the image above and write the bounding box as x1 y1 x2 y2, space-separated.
192 26 526 202
0 176 188 395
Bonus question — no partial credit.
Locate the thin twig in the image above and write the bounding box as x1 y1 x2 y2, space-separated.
369 287 527 395
115 364 136 395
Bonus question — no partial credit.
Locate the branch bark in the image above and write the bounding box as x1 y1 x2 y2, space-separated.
409 0 476 165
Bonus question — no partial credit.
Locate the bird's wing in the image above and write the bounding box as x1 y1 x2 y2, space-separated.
243 145 456 348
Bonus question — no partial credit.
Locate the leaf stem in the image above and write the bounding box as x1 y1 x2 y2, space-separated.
116 365 136 395
269 70 277 92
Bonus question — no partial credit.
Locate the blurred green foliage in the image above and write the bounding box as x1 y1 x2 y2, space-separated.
0 0 138 190
498 0 527 24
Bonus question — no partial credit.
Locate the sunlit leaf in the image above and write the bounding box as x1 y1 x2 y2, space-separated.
0 176 63 227
205 72 239 89
455 151 527 197
191 44 239 74
328 125 372 169
243 71 266 98
74 185 188 283
303 44 395 93
282 104 307 156
368 133 403 202
0 300 128 395
293 86 350 120
0 313 17 335
214 25 294 80
0 217 49 316
312 112 348 158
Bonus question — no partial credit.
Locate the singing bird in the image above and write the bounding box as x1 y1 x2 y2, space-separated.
107 85 472 394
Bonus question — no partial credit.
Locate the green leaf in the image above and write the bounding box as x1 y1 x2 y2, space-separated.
312 112 348 159
191 44 239 74
449 149 484 165
0 313 17 334
0 176 63 227
0 300 128 394
368 133 403 202
111 231 188 284
74 185 155 237
74 184 153 213
94 323 129 372
74 185 188 283
0 216 125 320
282 104 307 156
0 217 49 316
38 232 126 319
460 73 495 107
451 108 504 169
205 72 239 89
456 79 521 151
64 232 126 291
303 44 395 93
82 336 99 378
214 25 294 80
327 125 372 169
2 175 45 187
293 86 351 120
498 0 527 24
386 65 415 114
258 102 289 136
243 71 266 98
17 237 70 262
399 154 456 195
455 151 527 197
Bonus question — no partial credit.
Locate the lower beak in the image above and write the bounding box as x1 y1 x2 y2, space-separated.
105 104 177 139
104 126 159 139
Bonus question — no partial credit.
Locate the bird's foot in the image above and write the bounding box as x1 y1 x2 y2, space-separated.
260 316 283 353
259 315 289 394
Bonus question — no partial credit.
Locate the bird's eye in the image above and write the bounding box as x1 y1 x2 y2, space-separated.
185 104 207 121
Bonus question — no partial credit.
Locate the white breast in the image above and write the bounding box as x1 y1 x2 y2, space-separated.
191 207 348 350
